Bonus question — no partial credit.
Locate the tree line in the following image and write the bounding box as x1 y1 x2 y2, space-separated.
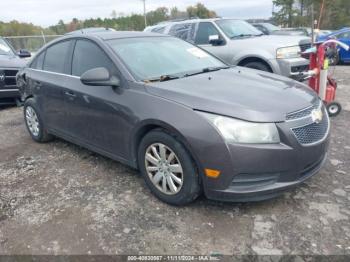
0 3 216 37
273 0 350 29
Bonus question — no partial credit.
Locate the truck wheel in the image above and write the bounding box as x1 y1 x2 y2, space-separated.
243 61 272 73
327 102 342 117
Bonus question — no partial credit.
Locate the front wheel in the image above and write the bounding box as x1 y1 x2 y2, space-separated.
326 102 342 117
138 130 200 205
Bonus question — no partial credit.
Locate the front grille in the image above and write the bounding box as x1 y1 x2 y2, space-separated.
286 99 321 121
0 68 18 89
292 110 329 145
231 173 280 191
300 43 311 52
291 64 309 73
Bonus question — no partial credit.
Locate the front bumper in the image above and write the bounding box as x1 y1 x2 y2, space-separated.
273 57 309 80
0 89 20 104
201 103 330 202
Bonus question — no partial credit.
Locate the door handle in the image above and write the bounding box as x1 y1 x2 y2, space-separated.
34 81 42 87
64 91 76 98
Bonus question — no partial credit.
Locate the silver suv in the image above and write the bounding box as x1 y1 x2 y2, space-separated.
145 18 311 79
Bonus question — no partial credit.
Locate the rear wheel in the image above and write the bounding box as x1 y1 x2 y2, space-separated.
24 98 53 142
138 130 200 205
242 61 272 72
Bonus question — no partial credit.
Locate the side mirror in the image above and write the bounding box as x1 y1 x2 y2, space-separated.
18 49 31 58
80 67 120 87
209 35 224 46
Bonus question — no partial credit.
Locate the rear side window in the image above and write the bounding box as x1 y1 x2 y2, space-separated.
195 22 221 45
43 41 72 74
169 23 193 41
30 51 45 70
72 40 114 77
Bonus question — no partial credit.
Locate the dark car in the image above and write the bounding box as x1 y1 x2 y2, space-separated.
0 37 31 105
17 31 329 205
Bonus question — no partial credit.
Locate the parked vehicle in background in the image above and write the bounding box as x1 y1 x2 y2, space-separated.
252 23 306 36
145 19 311 80
18 31 329 205
0 37 30 105
317 27 350 64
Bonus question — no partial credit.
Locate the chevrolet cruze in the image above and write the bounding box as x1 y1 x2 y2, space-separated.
17 31 330 205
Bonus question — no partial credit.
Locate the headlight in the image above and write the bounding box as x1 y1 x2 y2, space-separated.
276 46 301 59
199 112 280 144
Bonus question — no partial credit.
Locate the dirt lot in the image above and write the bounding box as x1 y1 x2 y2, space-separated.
0 66 349 256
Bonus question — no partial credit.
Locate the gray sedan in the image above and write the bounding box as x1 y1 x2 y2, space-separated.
18 31 329 205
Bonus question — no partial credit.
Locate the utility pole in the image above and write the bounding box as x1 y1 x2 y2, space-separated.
142 0 147 27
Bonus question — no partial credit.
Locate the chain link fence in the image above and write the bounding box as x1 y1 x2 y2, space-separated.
4 34 62 55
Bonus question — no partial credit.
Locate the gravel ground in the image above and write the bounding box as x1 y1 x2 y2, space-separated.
0 66 349 256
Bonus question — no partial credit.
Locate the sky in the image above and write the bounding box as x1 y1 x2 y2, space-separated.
0 0 273 27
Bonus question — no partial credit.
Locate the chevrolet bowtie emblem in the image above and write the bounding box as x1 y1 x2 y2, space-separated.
311 109 323 124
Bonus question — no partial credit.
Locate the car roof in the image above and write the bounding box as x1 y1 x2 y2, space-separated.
64 30 169 40
148 17 239 28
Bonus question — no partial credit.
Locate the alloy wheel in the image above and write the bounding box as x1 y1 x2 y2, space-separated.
25 106 40 137
145 143 184 195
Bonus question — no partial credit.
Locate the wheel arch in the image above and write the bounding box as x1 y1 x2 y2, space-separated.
130 120 204 179
237 56 274 72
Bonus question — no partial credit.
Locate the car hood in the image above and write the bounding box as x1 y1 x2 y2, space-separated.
256 35 311 48
0 55 27 68
145 67 317 122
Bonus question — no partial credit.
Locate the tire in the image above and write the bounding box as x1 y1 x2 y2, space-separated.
138 130 200 205
242 61 272 72
24 98 53 143
326 102 342 117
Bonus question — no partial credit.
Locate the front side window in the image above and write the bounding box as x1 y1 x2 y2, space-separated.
168 23 193 41
72 40 114 77
107 37 226 81
0 38 14 56
43 40 72 74
30 51 45 70
216 19 263 39
195 22 221 45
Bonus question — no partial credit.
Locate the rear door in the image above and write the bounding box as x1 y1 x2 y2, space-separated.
28 40 74 133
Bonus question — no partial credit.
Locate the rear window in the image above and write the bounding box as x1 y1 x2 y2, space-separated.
43 40 72 74
151 26 166 34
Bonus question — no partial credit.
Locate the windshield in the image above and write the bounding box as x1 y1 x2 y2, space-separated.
215 19 263 38
107 37 226 81
0 38 14 56
263 23 280 32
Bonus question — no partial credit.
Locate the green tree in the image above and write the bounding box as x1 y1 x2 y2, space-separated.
186 3 217 19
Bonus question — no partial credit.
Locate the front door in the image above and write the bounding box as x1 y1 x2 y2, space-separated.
194 22 230 64
63 39 129 159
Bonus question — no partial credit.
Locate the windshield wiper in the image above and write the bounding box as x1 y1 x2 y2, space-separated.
184 66 230 77
143 74 180 83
